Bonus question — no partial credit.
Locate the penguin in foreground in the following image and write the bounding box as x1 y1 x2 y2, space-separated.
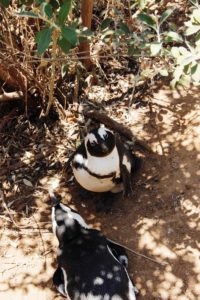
51 194 138 299
72 127 136 206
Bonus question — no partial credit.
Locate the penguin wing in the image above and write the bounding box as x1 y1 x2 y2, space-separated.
53 267 69 298
115 138 133 197
71 141 88 169
126 272 139 300
106 239 129 268
64 141 87 171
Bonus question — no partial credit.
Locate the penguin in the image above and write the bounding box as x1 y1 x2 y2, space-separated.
71 127 134 199
51 194 138 299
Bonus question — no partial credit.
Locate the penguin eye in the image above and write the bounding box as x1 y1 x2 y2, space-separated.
91 141 97 146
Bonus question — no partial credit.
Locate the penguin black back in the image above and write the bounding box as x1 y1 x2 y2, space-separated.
51 194 138 299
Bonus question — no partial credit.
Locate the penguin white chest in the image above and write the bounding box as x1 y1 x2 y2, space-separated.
73 147 120 192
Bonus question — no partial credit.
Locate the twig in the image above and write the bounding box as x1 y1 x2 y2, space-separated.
108 238 168 267
31 214 47 269
44 29 59 116
31 214 46 254
0 148 55 177
0 214 12 222
7 194 33 207
73 69 80 103
128 66 141 107
0 91 23 102
0 190 20 228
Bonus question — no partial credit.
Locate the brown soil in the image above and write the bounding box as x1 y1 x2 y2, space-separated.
0 85 200 300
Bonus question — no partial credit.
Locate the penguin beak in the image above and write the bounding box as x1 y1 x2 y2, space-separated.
49 190 60 206
101 143 108 153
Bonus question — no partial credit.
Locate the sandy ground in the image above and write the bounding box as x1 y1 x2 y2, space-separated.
0 85 200 300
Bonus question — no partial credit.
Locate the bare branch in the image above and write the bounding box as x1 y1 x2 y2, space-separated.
0 91 23 102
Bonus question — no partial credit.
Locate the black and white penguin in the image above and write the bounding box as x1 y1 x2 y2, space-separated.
51 195 138 299
72 126 134 198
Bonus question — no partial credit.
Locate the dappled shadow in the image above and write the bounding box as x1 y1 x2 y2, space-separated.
0 84 200 299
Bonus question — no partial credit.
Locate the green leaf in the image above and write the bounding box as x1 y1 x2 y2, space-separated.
128 47 141 56
181 55 196 66
49 0 59 9
61 26 77 46
173 65 184 81
35 28 53 54
58 37 72 53
169 22 177 31
184 63 190 74
0 0 11 7
170 78 178 89
179 74 191 87
101 30 115 39
80 28 93 37
58 1 71 25
193 9 200 24
40 3 53 19
150 42 162 56
165 31 183 42
101 18 113 30
191 63 198 74
78 36 88 43
119 22 130 34
159 69 169 76
115 29 125 36
195 31 200 43
159 9 173 26
189 0 199 8
138 13 157 30
185 25 200 36
138 0 147 9
16 11 39 18
141 68 155 79
171 46 180 57
179 46 190 56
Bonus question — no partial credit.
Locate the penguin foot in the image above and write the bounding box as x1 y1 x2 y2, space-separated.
123 188 134 199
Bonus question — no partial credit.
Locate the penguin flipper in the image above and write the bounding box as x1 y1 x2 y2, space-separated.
116 139 133 198
65 141 87 171
130 154 142 174
71 142 87 168
107 239 128 268
53 267 68 297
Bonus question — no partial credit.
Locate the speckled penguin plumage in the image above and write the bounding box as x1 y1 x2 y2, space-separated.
51 195 138 300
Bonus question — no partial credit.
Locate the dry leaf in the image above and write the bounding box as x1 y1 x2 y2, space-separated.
23 179 33 187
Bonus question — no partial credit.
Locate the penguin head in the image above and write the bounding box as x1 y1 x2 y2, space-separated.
52 201 88 243
85 127 115 157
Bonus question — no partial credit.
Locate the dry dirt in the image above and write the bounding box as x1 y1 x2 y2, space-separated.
0 85 200 300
